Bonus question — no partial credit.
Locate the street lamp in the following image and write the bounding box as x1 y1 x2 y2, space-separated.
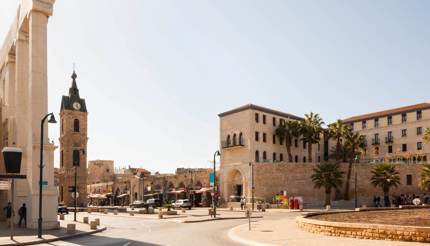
38 113 56 238
213 150 220 218
249 162 255 211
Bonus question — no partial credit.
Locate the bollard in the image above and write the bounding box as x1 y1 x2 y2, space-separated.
208 209 213 216
130 211 135 216
95 218 100 226
59 214 65 220
66 224 76 234
230 206 233 211
104 209 108 214
88 208 92 214
83 217 89 224
114 210 118 215
182 208 185 213
158 208 163 219
325 205 331 211
90 221 97 230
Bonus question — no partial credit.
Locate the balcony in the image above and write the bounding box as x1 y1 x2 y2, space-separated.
385 136 394 144
371 138 380 145
222 140 245 149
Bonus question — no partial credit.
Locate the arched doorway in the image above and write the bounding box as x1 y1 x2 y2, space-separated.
227 169 244 202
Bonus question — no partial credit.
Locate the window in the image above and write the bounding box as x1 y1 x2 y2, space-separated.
255 113 259 123
303 141 306 149
295 155 298 163
73 119 80 132
280 137 284 145
418 142 423 150
263 133 267 142
387 115 393 125
362 120 367 129
233 134 237 145
60 150 64 167
280 119 285 126
73 149 80 166
402 113 407 123
374 118 379 128
406 175 412 186
388 131 392 138
401 129 407 137
294 139 298 148
272 117 276 126
417 127 423 136
263 115 266 124
239 132 243 145
226 135 231 146
255 151 260 162
388 145 393 153
61 120 64 133
280 153 283 162
318 156 321 162
255 131 259 141
402 144 407 152
272 135 276 144
375 147 379 155
263 151 267 161
417 110 422 120
303 156 307 163
273 152 276 162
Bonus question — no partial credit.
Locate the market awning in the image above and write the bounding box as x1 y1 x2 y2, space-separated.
117 193 129 198
194 187 212 194
88 194 107 199
168 189 185 194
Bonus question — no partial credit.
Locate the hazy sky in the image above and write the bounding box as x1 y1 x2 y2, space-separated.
1 0 430 173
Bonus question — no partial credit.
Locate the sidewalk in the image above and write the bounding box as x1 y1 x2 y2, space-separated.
228 217 428 246
0 217 106 246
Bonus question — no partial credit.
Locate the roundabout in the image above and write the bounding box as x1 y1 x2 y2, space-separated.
297 207 430 243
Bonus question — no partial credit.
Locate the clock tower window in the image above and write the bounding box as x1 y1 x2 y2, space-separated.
74 119 80 132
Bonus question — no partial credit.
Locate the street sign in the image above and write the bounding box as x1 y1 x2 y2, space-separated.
71 192 79 199
0 181 10 190
39 180 48 186
209 172 215 186
68 186 76 192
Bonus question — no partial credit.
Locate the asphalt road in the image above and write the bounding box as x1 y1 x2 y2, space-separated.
38 211 287 246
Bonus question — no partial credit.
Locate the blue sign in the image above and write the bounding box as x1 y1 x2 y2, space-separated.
209 172 215 186
39 181 48 187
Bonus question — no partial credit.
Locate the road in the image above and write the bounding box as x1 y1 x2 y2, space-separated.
39 210 288 246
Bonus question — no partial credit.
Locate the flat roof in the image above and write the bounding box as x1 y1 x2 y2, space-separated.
218 104 304 121
343 102 430 123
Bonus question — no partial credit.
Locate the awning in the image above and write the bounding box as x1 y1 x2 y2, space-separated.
88 194 107 199
117 193 129 198
195 187 212 194
168 189 185 194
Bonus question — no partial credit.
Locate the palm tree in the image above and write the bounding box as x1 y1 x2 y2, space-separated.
424 128 430 144
311 161 344 206
275 120 300 162
419 164 430 191
370 163 400 207
328 119 347 162
300 112 324 162
342 128 366 200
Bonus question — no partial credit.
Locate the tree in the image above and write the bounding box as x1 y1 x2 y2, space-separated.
328 119 348 162
342 128 366 200
424 128 430 144
419 164 430 191
370 163 400 207
300 112 324 162
275 120 301 162
311 161 344 206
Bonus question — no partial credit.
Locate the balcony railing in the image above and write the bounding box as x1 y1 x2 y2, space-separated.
371 138 380 145
385 136 394 144
222 140 245 149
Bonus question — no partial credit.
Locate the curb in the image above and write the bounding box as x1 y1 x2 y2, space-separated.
1 227 107 246
182 216 263 223
227 224 275 246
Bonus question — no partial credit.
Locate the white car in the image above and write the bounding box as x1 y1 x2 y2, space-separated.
173 199 192 209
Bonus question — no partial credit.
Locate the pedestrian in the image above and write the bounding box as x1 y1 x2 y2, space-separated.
240 197 245 210
3 202 12 228
376 196 381 207
18 203 26 228
373 196 377 207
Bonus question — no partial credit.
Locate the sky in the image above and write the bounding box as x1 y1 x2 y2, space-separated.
1 0 430 173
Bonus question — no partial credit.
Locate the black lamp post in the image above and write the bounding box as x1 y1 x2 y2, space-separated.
249 162 255 211
213 150 220 218
38 113 56 238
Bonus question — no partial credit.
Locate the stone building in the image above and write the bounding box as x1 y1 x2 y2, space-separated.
218 103 429 207
87 160 115 185
343 103 430 163
58 71 88 207
0 0 58 228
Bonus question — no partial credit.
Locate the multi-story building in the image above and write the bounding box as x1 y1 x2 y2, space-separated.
87 160 115 185
218 104 322 203
343 103 430 164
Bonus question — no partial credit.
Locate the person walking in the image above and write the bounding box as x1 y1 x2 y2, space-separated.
240 197 245 210
18 203 26 228
3 202 12 228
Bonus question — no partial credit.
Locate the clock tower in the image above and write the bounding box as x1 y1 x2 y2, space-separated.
59 70 88 207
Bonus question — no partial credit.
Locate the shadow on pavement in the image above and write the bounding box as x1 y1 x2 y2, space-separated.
59 233 163 246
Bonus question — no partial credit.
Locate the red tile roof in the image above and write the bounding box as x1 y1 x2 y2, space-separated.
343 102 430 123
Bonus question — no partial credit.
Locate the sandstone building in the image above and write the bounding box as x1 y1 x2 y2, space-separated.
0 0 58 228
58 71 88 207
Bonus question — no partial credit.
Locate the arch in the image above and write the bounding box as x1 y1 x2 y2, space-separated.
233 133 237 146
239 132 243 145
226 135 231 146
226 169 245 202
74 119 80 132
195 181 203 189
273 152 276 162
263 151 267 161
255 150 260 162
168 182 175 190
178 182 186 189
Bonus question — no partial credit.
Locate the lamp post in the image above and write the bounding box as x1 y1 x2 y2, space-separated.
213 150 220 218
140 173 144 201
38 113 56 238
249 162 255 211
354 155 359 209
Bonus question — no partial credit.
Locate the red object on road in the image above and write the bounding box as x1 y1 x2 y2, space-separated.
294 199 299 209
289 198 294 209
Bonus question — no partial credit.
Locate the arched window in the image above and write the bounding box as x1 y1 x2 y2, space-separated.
303 156 306 163
74 119 80 132
255 151 260 162
273 152 276 162
73 149 80 166
233 134 237 146
295 155 298 163
263 151 267 161
239 132 243 145
226 135 231 146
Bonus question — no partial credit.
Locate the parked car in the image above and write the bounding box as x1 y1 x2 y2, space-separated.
145 198 162 208
173 199 192 210
130 200 145 209
58 203 69 214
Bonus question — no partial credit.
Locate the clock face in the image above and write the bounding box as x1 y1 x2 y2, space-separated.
73 102 81 110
